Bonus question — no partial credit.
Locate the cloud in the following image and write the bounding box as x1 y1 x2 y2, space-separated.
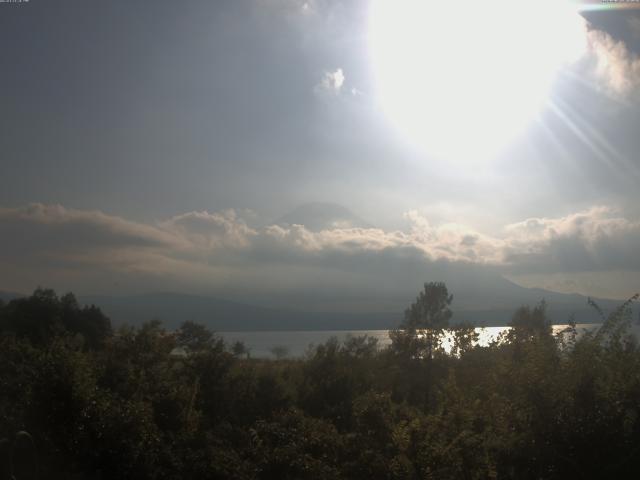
502 206 640 273
0 204 192 294
315 68 345 94
1 203 639 299
581 27 640 99
250 206 640 276
161 210 256 250
0 203 179 255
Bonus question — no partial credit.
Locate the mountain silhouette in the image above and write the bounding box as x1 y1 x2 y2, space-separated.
4 280 633 331
77 285 631 332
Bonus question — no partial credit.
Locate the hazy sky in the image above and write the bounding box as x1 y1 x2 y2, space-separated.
2 0 640 306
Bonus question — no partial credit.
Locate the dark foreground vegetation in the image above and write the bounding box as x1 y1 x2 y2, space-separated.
1 284 639 479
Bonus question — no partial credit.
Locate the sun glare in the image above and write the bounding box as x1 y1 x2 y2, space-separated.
369 0 587 163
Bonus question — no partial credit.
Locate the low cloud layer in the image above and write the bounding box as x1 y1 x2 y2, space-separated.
0 204 179 254
503 207 640 273
1 203 639 301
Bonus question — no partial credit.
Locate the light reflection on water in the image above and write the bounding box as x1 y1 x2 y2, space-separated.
219 324 638 359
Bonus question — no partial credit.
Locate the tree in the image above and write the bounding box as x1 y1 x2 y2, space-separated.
59 293 112 349
0 289 111 348
231 340 249 358
270 345 290 360
450 322 478 357
508 300 551 343
176 321 216 353
390 282 453 360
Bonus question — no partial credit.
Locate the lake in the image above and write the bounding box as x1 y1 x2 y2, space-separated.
219 323 638 358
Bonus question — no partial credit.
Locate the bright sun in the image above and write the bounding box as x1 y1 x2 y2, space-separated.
369 0 587 162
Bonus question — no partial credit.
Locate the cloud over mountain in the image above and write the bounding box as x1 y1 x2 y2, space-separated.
503 206 640 273
1 203 639 301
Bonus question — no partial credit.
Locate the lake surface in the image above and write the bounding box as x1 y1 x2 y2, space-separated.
219 324 638 358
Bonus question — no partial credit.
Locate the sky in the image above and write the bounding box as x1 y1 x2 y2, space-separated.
2 0 640 310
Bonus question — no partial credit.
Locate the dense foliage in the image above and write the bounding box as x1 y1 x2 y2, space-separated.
1 285 639 479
